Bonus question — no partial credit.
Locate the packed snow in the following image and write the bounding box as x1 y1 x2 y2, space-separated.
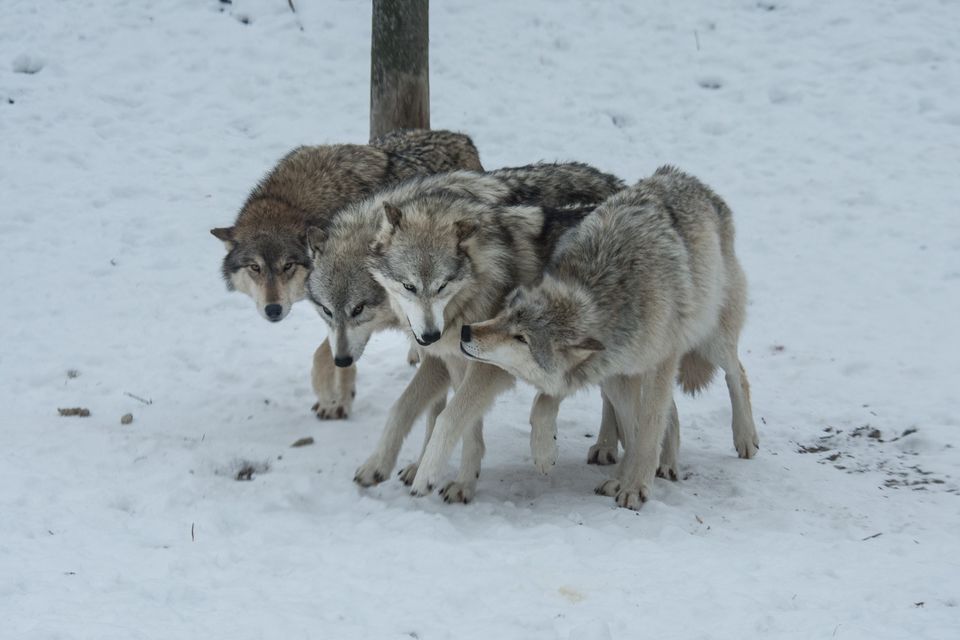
2 1 958 638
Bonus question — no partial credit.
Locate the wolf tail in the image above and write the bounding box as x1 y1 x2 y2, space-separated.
677 350 717 395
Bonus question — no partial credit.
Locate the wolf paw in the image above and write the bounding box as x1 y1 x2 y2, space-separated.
354 457 391 487
397 463 418 486
594 478 621 497
656 463 679 481
531 438 558 475
439 481 475 504
735 435 759 459
587 444 618 466
614 485 649 511
409 473 436 497
312 392 352 420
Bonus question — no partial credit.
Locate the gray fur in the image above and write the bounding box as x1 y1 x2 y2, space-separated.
461 166 760 509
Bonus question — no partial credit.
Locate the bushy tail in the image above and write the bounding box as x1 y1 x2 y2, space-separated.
677 350 717 395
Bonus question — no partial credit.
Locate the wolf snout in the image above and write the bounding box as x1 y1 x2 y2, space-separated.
460 325 472 343
418 330 441 345
264 304 283 321
334 355 354 368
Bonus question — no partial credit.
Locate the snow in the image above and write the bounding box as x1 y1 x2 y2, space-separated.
2 0 958 638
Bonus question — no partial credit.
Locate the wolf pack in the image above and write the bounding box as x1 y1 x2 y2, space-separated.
212 129 759 510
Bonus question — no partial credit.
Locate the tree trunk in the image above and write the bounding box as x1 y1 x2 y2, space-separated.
370 0 429 141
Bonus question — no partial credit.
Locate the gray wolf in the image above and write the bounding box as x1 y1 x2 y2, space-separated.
361 188 600 503
460 166 760 509
209 129 482 418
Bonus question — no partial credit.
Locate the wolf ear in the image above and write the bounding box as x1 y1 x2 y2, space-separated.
210 227 235 250
455 219 479 242
305 226 328 257
567 337 605 365
505 287 526 307
383 203 403 231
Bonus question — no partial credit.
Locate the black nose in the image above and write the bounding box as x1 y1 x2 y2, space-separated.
265 304 283 320
461 325 472 343
420 330 441 345
334 355 354 368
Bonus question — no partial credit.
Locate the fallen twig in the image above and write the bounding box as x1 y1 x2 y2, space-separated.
861 532 882 541
124 392 153 405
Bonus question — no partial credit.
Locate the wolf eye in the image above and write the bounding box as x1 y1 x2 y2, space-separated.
437 281 449 293
403 283 417 293
283 262 295 273
351 304 365 317
248 264 261 273
319 305 332 317
514 335 527 344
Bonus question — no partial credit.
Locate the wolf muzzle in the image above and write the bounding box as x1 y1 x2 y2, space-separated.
460 325 472 343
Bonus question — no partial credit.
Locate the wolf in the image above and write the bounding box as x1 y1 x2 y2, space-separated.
209 129 483 418
460 166 760 509
361 186 608 503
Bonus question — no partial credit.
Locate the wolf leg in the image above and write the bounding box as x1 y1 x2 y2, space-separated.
398 395 446 485
529 393 561 474
587 391 620 465
598 360 677 510
594 378 634 499
354 355 449 486
698 337 759 458
439 419 485 504
311 338 356 420
410 362 514 497
725 358 759 459
656 400 680 481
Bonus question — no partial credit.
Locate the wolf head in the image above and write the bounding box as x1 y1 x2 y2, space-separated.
305 223 397 367
367 198 480 347
211 201 312 323
459 281 604 395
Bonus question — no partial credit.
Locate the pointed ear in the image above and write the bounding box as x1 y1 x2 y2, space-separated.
305 226 328 257
210 227 235 249
567 336 605 365
573 337 605 352
505 287 525 307
455 219 479 243
383 202 403 231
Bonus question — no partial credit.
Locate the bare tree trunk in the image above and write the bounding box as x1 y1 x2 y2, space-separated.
370 0 429 141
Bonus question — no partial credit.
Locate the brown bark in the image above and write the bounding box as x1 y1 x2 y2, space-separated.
370 0 429 141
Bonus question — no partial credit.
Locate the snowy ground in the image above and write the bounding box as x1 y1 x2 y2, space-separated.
2 1 959 638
